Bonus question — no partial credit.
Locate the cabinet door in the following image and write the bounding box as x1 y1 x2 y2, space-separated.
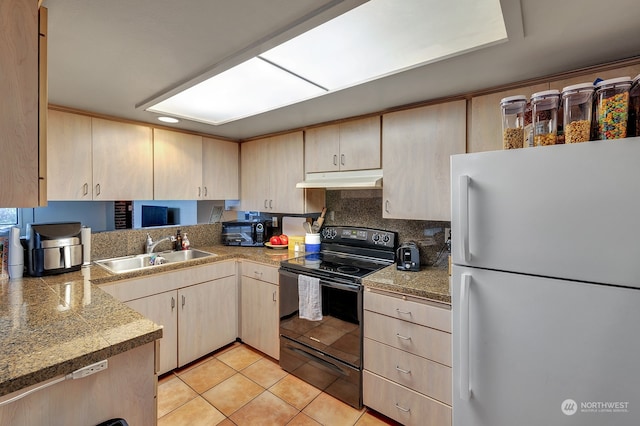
268 132 305 214
154 129 203 200
305 124 340 173
382 101 466 221
126 291 178 375
338 116 381 171
178 276 237 366
240 139 270 211
241 276 279 359
91 118 153 200
47 110 93 200
469 83 548 153
202 137 239 200
0 0 39 207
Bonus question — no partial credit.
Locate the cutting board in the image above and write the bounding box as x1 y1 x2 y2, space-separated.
282 216 308 236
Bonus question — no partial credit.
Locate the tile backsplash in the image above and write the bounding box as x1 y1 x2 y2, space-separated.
91 190 450 268
324 190 450 268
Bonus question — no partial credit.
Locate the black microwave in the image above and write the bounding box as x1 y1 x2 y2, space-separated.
221 220 273 246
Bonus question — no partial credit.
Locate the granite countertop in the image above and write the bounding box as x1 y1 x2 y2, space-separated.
363 264 451 304
0 269 162 397
0 244 449 397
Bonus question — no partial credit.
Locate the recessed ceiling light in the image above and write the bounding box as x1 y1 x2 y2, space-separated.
157 116 180 123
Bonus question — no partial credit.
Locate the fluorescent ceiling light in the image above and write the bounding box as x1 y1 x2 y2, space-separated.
147 0 506 125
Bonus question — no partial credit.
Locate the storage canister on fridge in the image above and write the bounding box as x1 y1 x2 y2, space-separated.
562 83 594 143
628 74 640 138
500 95 527 149
531 90 560 146
595 76 632 140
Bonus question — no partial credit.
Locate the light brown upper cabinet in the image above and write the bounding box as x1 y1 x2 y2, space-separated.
469 83 548 153
154 130 239 200
48 112 153 201
202 137 239 200
305 116 381 173
241 132 320 213
47 110 93 200
153 129 203 200
92 118 153 200
382 101 466 221
0 2 45 207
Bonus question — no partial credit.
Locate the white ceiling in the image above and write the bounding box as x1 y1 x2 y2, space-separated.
43 0 640 140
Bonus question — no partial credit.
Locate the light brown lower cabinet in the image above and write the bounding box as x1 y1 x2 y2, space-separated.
0 342 156 426
363 288 452 426
240 260 279 360
101 261 238 375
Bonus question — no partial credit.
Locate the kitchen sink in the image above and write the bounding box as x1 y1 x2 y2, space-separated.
94 249 215 274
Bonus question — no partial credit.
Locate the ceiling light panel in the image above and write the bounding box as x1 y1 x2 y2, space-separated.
261 0 507 90
148 57 326 125
147 0 506 125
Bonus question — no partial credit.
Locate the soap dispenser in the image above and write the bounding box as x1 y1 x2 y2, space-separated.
181 233 190 250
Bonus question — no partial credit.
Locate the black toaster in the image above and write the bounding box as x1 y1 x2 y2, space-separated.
396 242 420 271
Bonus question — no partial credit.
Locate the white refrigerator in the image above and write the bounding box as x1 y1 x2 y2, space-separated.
451 138 640 426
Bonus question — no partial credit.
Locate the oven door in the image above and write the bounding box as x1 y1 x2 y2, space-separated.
279 269 363 408
278 269 362 368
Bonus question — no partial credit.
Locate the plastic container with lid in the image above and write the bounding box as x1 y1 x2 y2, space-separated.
628 74 640 138
595 76 632 140
500 95 526 149
562 83 594 143
531 90 560 146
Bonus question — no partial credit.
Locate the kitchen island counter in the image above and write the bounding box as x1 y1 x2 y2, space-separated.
0 269 161 398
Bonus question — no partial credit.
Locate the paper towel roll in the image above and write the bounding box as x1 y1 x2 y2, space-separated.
81 227 91 266
8 226 23 279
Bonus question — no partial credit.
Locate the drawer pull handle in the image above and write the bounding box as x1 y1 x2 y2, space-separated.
395 308 412 316
395 365 411 374
395 403 411 413
254 270 263 277
309 336 321 343
396 333 412 341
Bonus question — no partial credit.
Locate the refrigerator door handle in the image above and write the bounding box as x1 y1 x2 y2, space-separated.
458 175 471 262
460 272 471 401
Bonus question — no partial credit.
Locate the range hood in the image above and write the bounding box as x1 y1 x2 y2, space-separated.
296 169 383 190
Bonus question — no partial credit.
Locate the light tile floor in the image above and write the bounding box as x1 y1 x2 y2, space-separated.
158 342 401 426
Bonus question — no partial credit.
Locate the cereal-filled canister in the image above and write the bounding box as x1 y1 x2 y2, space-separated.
595 76 632 140
562 83 594 143
500 95 526 149
531 90 560 146
627 74 640 138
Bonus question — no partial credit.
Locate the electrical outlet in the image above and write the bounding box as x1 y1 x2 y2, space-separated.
445 227 451 241
70 359 108 379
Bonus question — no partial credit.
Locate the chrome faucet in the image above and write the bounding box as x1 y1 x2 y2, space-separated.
145 233 176 254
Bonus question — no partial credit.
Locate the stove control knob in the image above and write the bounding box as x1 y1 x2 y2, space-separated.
372 233 380 243
383 234 390 243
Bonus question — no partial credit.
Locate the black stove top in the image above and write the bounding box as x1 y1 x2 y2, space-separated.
279 226 398 282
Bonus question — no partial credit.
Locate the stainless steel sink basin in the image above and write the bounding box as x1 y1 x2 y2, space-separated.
94 249 215 274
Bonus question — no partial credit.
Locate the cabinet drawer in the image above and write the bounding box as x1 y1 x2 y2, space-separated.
363 371 451 426
365 289 451 332
364 311 451 366
364 338 451 405
241 260 278 284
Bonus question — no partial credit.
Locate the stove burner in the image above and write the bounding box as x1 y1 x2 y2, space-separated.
337 265 360 274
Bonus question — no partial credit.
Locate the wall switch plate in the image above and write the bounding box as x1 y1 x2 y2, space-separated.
445 227 451 241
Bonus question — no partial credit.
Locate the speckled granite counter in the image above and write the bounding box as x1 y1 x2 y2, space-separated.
0 244 448 397
0 269 162 397
363 264 451 304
